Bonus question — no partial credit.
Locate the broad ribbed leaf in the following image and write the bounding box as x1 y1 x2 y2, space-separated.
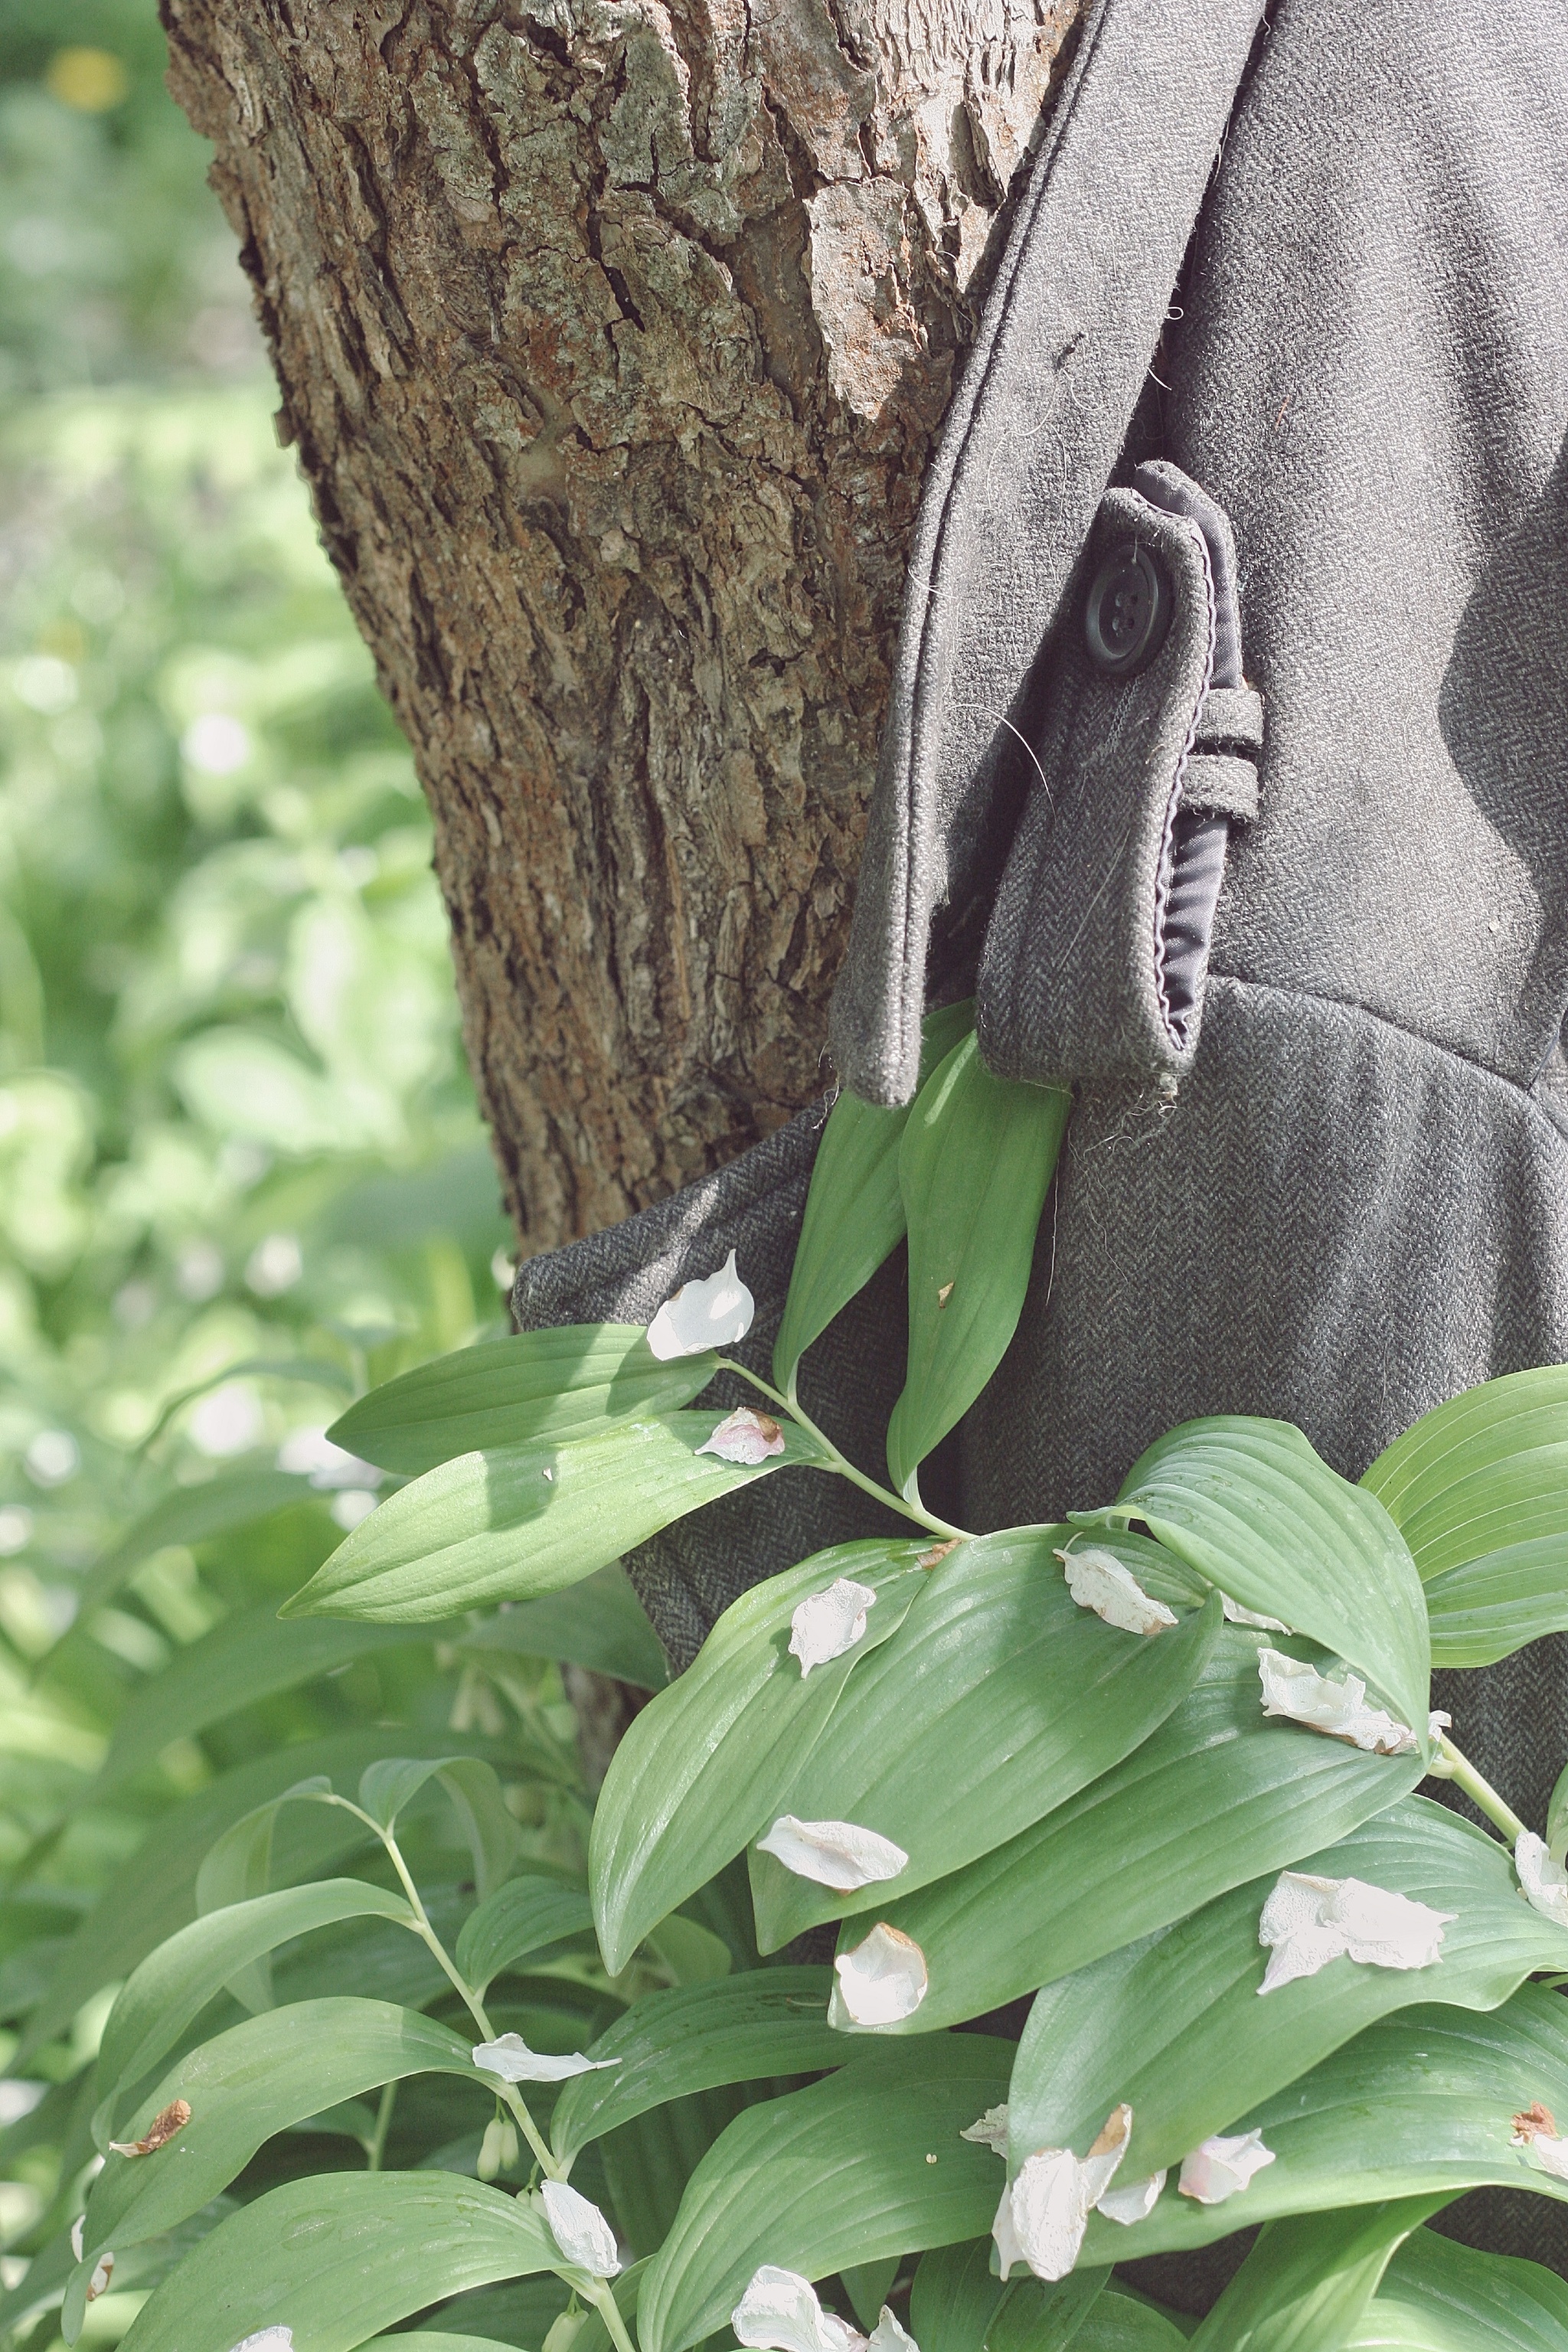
773 1000 975 1395
551 1968 843 2163
329 1324 717 1475
910 2239 1111 2352
887 1033 1070 1498
748 1537 1220 1949
459 1563 668 1689
1074 2294 1187 2350
456 1875 594 1993
116 2171 556 2352
1188 2202 1451 2352
592 1541 931 1975
69 2001 479 2335
1424 1545 1568 1668
851 1632 1424 2034
80 1466 315 1613
283 1411 830 1622
1362 1367 1568 1569
1009 1796 1568 2181
1354 2224 1568 2350
94 1880 413 2141
639 2038 1014 2352
1077 1987 1568 2263
1074 1418 1430 1743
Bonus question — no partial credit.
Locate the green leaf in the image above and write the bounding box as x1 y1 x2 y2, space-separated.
773 1000 975 1395
747 1540 1221 1950
1074 1417 1431 1744
639 2037 1015 2352
459 1563 668 1690
601 2085 763 2256
909 2241 1112 2352
841 2259 901 2331
457 1875 595 1995
1187 2201 1451 2352
853 1631 1424 2034
1423 1544 1568 1668
329 1324 718 1477
70 1999 479 2331
591 1540 932 1975
96 1607 432 1789
79 1466 317 1614
94 1879 413 2142
116 2169 557 2352
1076 1984 1568 2263
1356 2223 1568 2350
550 1967 844 2164
887 1033 1070 1498
283 1410 831 1623
1361 1366 1568 1571
355 1756 522 1898
194 1775 338 2013
1008 1795 1568 2182
1073 2292 1189 2351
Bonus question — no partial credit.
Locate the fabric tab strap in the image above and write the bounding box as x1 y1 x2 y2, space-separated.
1181 752 1260 822
1194 685 1264 753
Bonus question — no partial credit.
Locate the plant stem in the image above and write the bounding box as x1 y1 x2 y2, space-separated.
1437 1735 1527 1844
367 2078 397 2171
715 1358 970 1543
588 2280 640 2352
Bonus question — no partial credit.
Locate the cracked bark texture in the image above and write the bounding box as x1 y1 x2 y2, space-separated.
161 0 1080 1246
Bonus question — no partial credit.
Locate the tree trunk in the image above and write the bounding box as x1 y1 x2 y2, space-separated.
161 0 1079 1247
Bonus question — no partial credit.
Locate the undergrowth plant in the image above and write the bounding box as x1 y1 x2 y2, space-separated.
11 1001 1568 2352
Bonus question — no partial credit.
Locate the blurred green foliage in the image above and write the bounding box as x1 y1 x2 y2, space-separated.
0 8 530 2339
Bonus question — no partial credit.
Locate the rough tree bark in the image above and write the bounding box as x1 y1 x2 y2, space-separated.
162 0 1079 1247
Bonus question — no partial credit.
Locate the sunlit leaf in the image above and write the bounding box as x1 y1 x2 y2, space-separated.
458 1563 669 1690
1187 2200 1451 2352
457 1875 595 1994
1353 2223 1568 2350
77 1466 317 1615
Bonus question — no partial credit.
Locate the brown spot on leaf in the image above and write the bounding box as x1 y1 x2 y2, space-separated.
917 1537 962 1569
1513 2102 1558 2142
109 2098 191 2158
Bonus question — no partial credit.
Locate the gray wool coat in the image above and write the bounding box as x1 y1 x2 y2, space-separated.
515 0 1568 2285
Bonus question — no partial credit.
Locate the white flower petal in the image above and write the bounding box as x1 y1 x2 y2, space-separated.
1221 1594 1292 1633
1096 2169 1167 2224
228 2334 293 2352
472 2034 619 2083
87 2253 114 2303
1516 1831 1568 1930
991 2108 1131 2282
70 2216 84 2261
646 1250 755 1359
789 1578 877 1675
1057 1545 1177 1637
541 2179 621 2277
697 1407 787 1465
1178 2129 1276 2204
732 2265 865 2352
866 2310 918 2352
1257 1648 1417 1754
1257 1871 1452 1994
757 1815 908 1892
830 1923 928 2027
959 2103 1010 2156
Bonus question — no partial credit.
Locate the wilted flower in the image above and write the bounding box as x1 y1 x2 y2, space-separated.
959 2104 1009 2155
228 2334 293 2352
108 2096 190 2157
1057 1547 1176 1637
1512 2104 1568 2180
1256 1648 1417 1754
830 1923 928 2027
732 2265 866 2352
1257 1871 1453 1993
1515 1832 1568 1929
86 2252 114 2303
473 2034 619 2084
992 2106 1132 2281
698 1408 787 1465
866 2311 917 2352
1096 2170 1167 2224
70 2216 84 2261
541 2179 621 2276
756 1816 908 1892
646 1251 754 1359
789 1578 877 1675
1221 1595 1292 1632
1178 2129 1275 2204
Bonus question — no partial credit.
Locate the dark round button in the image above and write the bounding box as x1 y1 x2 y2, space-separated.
1083 537 1172 678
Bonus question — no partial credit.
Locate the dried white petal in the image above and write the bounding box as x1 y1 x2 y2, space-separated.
541 2179 621 2277
86 2252 114 2303
698 1407 787 1465
866 2310 918 2352
1257 1648 1417 1754
829 1923 928 2027
789 1578 877 1675
1516 1831 1568 1929
1178 2129 1276 2204
1057 1546 1176 1637
757 1815 908 1892
1096 2170 1167 2224
1513 2104 1568 2180
959 2104 1010 2155
1257 1871 1453 1994
472 2034 619 2084
1221 1594 1292 1633
732 2265 865 2352
70 2216 84 2262
646 1250 755 1359
228 2334 294 2352
992 2106 1132 2282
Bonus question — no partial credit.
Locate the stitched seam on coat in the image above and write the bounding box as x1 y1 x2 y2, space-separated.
1152 514 1217 1050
